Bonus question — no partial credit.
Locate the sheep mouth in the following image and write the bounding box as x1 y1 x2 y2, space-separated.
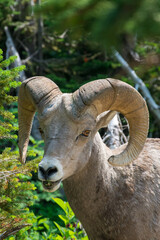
42 179 61 191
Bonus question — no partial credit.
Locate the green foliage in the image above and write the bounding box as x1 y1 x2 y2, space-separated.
0 50 24 144
0 0 17 26
52 198 88 240
38 0 160 48
10 198 88 240
0 48 40 238
0 0 160 238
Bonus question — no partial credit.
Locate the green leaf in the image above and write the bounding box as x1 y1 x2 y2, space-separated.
55 235 63 240
54 221 64 236
58 215 69 225
53 198 68 213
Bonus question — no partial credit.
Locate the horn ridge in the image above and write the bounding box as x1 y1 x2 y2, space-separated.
36 86 62 108
105 78 117 111
73 79 115 115
18 76 62 163
73 78 149 166
125 102 146 116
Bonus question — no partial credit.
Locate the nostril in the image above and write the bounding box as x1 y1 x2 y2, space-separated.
39 166 46 178
47 167 58 177
39 166 58 179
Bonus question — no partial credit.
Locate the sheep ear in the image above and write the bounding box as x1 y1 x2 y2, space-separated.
96 111 117 130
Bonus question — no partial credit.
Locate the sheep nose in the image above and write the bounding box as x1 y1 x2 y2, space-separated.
39 166 58 180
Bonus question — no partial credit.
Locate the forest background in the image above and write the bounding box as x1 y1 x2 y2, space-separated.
0 0 160 239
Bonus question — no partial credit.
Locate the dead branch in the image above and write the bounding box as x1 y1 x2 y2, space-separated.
0 224 32 240
4 26 26 82
113 49 160 123
102 113 128 149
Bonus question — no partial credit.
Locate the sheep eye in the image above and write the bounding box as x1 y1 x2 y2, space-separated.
81 130 91 137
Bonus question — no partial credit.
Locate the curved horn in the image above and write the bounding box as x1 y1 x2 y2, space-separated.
73 78 149 166
18 76 62 164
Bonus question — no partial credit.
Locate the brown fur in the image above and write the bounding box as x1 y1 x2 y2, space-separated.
64 137 160 240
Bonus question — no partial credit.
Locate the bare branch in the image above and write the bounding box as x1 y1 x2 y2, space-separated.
0 224 32 239
113 50 160 123
4 26 26 82
102 114 128 149
22 50 39 64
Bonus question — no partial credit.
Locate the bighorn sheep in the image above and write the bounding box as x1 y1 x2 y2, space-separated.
18 76 160 240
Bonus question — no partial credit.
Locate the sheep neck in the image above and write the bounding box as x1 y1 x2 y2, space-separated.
63 133 113 239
